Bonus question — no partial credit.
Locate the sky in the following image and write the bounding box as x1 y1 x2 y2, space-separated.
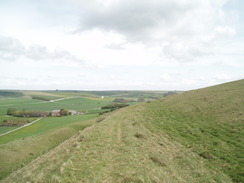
0 0 243 91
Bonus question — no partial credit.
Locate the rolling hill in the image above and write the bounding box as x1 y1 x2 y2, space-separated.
1 80 243 183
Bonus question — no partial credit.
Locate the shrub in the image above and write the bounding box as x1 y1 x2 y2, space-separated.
7 108 16 115
31 96 50 101
101 103 129 110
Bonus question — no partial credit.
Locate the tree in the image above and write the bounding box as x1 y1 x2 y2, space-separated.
7 108 16 115
60 109 69 116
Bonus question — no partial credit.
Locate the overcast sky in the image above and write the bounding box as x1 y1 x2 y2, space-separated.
0 0 243 90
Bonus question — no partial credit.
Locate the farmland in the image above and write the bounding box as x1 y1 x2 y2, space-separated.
0 81 243 182
0 89 169 180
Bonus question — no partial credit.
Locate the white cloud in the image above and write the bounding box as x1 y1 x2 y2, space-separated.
161 74 171 81
71 0 238 63
0 36 25 61
0 0 243 90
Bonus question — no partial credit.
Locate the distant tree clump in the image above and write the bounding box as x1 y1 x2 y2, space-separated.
101 103 129 110
99 103 129 115
113 98 135 103
163 92 178 97
7 108 50 117
137 97 145 102
32 96 50 101
7 108 17 115
0 119 31 127
60 109 69 116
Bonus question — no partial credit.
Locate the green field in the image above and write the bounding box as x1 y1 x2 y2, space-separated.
0 80 243 183
0 114 97 144
0 90 167 180
0 114 97 179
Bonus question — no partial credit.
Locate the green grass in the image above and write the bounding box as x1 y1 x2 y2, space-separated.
0 114 97 144
0 97 113 116
0 116 37 135
0 127 18 134
139 80 244 182
1 106 232 183
0 114 97 180
0 91 24 98
1 82 243 182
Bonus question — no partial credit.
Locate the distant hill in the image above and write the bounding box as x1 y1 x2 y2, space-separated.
0 91 24 98
2 80 243 183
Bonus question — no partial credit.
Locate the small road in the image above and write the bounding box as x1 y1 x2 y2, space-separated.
0 117 43 137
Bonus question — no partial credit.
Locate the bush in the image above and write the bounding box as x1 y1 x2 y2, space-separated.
113 98 135 103
7 108 16 115
60 109 69 116
32 96 50 101
9 110 50 117
101 103 129 110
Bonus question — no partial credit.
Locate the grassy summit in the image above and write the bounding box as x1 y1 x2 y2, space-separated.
2 80 243 183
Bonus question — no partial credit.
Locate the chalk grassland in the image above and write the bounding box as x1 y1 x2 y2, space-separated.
2 80 243 183
1 107 232 183
141 79 244 182
0 114 97 180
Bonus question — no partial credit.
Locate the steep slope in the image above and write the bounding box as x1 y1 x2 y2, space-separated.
2 80 243 183
141 79 244 182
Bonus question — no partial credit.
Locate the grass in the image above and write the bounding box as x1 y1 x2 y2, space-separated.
0 114 97 144
0 96 113 116
0 91 24 98
140 80 244 182
1 107 232 183
0 127 18 134
1 81 243 182
0 117 38 135
0 114 97 180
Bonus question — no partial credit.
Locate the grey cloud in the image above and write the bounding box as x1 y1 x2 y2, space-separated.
26 45 85 64
74 0 232 62
163 41 208 62
0 36 85 64
76 0 197 41
0 36 25 61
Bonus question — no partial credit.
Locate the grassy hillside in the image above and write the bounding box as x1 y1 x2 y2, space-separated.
1 80 243 183
0 114 97 180
141 79 244 182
